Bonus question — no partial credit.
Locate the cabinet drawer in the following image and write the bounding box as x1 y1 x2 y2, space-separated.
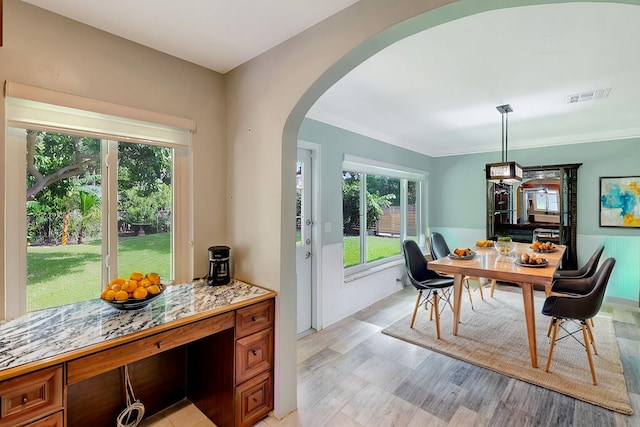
28 411 63 427
235 370 273 427
235 299 274 338
67 312 234 385
235 327 273 385
0 366 63 427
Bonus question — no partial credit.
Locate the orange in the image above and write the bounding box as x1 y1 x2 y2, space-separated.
147 284 161 295
110 283 122 292
109 277 126 287
123 280 138 293
133 287 148 299
146 272 161 285
104 290 116 301
115 290 129 301
139 278 152 288
130 271 145 282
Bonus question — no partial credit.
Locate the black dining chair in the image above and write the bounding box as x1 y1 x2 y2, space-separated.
546 245 605 335
552 244 605 284
402 239 454 339
542 257 616 385
430 232 493 305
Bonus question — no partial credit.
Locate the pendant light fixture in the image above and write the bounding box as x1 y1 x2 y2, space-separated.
486 104 522 183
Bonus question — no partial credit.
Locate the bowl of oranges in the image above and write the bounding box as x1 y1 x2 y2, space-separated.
101 272 166 310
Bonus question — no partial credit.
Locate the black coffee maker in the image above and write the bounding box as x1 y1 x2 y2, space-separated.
208 246 231 286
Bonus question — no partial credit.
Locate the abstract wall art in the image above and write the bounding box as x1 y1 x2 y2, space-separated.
600 176 640 228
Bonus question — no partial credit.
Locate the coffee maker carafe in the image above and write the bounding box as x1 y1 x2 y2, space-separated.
208 246 231 286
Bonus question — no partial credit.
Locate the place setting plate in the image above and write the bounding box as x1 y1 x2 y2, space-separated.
448 250 476 260
514 260 549 268
533 248 557 253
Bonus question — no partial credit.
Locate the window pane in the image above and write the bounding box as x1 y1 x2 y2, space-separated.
406 180 418 241
117 142 172 280
26 131 103 311
366 175 400 262
547 191 559 212
343 171 361 267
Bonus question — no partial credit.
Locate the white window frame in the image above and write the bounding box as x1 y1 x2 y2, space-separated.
3 84 194 320
342 155 427 275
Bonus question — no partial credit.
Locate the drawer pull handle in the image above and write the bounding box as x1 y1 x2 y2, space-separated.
251 349 257 356
251 316 256 322
22 395 28 404
253 397 258 403
157 342 162 349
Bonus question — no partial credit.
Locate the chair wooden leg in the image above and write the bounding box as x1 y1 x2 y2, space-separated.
582 322 597 385
490 279 497 297
590 318 595 328
410 290 422 328
476 277 485 301
464 278 474 310
547 316 555 337
545 319 560 373
586 319 598 355
433 291 441 339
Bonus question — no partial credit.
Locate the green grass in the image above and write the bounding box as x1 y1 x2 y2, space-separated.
27 232 404 310
27 233 170 311
343 235 401 267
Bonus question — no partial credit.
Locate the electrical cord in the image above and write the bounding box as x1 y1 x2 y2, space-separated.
116 365 145 427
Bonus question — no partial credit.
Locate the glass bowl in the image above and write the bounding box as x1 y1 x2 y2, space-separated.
494 241 516 257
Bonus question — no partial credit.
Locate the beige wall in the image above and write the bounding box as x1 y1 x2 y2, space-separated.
0 0 226 286
225 0 473 417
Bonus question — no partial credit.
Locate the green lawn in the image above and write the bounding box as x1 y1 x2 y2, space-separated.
27 232 170 311
343 235 401 267
27 232 403 310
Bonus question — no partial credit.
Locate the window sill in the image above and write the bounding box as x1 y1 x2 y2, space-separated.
344 258 404 283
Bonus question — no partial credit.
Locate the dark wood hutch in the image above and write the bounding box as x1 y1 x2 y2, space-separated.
487 163 581 269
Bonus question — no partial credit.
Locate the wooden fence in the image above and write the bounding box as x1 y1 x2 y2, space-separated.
377 206 416 236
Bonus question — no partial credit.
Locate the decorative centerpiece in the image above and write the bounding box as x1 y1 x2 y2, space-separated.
101 271 166 310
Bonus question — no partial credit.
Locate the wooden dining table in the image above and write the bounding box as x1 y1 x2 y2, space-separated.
427 242 566 368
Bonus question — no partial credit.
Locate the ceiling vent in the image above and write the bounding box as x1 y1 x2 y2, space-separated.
566 88 611 104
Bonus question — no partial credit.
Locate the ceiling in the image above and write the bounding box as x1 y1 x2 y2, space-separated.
22 1 640 157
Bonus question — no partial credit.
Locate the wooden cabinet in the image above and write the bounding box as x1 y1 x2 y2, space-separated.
0 366 63 427
235 371 273 427
28 411 63 427
64 298 274 427
0 289 276 427
67 312 235 385
487 163 581 269
234 299 274 427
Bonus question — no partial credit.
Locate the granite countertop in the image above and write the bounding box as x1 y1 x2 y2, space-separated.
0 279 273 375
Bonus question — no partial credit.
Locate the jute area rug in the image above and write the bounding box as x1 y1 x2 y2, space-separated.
382 286 633 414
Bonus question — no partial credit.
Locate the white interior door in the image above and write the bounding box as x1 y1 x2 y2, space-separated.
296 148 313 334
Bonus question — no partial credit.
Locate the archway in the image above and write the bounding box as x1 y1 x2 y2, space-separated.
229 0 627 418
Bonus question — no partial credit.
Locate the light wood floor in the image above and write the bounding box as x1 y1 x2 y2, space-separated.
144 284 640 427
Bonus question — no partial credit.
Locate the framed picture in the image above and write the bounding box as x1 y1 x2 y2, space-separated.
600 176 640 228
